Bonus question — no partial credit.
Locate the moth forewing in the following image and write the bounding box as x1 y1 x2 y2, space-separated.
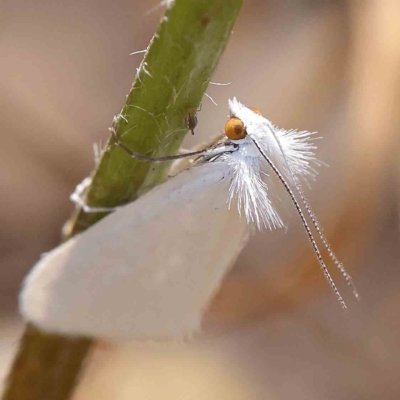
20 162 249 340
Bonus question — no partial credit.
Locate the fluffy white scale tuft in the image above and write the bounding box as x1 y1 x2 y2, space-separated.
228 98 318 180
274 127 319 180
222 140 283 231
226 97 318 230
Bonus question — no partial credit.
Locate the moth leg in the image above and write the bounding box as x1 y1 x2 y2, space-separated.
109 124 208 162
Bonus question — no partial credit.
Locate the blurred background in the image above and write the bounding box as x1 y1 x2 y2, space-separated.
1 0 399 399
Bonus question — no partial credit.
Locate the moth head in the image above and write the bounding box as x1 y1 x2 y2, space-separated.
224 107 262 141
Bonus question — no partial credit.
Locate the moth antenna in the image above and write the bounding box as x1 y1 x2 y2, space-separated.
291 177 360 300
251 137 348 310
258 123 359 300
109 126 209 162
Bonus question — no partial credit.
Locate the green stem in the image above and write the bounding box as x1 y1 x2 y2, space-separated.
3 1 242 399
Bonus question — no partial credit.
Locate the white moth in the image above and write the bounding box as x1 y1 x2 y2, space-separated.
20 98 358 341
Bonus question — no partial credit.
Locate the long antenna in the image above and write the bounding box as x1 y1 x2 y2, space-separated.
291 177 359 300
251 136 348 310
260 125 359 300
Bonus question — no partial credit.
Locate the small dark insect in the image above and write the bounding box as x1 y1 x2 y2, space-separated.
186 109 198 135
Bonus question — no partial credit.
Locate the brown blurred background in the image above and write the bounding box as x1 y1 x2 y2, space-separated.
1 0 399 399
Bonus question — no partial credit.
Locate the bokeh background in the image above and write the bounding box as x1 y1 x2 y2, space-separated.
1 0 399 399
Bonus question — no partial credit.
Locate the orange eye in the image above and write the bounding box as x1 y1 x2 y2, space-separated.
248 107 262 116
224 117 246 140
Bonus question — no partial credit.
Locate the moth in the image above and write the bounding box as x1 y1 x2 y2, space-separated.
20 98 358 340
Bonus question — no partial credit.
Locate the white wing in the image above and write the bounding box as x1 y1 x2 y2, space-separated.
20 162 249 340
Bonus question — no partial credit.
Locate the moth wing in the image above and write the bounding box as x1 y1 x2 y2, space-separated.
20 162 249 340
